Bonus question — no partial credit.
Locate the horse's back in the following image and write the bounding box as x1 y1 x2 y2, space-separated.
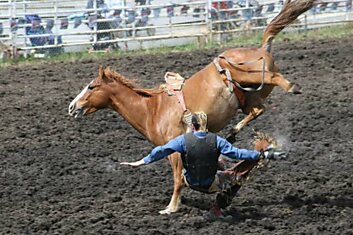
221 47 277 72
183 63 239 132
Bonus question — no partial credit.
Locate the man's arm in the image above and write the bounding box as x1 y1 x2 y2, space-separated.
217 136 260 160
120 135 185 167
120 159 145 167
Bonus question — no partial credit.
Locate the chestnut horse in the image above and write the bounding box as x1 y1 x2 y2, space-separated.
68 0 316 214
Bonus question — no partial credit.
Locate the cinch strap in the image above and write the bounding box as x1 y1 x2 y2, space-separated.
213 57 246 108
162 72 192 127
213 55 267 92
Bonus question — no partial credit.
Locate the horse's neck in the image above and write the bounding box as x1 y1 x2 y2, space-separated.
109 82 155 139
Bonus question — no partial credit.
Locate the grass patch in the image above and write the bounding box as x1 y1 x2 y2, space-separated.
222 22 353 47
1 23 353 67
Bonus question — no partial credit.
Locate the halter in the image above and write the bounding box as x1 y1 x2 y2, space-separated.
213 55 267 92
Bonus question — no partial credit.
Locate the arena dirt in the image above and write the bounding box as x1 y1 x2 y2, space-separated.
0 37 352 234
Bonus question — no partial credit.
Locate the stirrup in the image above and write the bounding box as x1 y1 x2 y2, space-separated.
182 110 192 127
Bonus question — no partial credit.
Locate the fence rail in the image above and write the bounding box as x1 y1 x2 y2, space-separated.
0 0 352 58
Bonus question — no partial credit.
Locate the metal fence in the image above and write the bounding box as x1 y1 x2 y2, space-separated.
0 0 352 58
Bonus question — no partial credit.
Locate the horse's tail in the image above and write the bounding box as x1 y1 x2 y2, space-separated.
262 0 317 52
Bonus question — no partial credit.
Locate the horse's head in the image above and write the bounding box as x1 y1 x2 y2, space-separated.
68 66 113 118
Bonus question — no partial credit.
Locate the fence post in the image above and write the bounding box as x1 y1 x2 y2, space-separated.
304 14 307 32
9 0 18 58
206 0 212 44
168 4 173 37
23 0 27 50
93 0 97 47
54 0 58 46
122 0 128 50
132 4 136 38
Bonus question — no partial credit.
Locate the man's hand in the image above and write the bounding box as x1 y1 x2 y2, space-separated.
120 159 145 167
262 145 287 160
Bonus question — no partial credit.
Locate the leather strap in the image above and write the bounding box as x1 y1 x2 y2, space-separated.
218 55 266 92
213 57 246 107
163 72 192 127
165 84 187 111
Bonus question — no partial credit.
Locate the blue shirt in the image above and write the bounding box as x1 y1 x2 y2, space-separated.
143 131 260 186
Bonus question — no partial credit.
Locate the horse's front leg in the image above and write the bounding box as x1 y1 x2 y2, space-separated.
226 105 265 143
159 152 185 214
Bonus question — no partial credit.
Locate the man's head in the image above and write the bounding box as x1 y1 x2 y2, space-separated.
191 111 208 131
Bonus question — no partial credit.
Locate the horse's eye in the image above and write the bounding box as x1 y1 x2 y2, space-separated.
88 85 95 90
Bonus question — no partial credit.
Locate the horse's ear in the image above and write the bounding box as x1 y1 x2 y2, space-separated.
98 66 104 79
102 67 114 83
98 66 112 83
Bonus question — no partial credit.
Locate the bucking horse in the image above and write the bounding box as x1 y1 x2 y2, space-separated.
68 0 317 214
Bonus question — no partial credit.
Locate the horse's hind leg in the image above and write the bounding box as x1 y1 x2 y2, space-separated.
234 71 302 94
159 153 185 214
226 105 265 143
271 72 302 94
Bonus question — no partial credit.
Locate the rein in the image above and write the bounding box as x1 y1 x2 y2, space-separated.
213 55 266 92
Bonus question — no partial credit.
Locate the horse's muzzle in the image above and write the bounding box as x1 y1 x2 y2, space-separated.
68 103 83 118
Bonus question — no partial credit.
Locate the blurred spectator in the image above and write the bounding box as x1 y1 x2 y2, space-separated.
135 0 153 12
237 0 260 23
181 5 190 15
140 7 151 24
135 0 146 5
167 4 175 17
310 2 318 15
319 2 328 12
193 6 204 18
26 15 46 46
212 0 227 10
25 15 61 54
86 0 106 9
74 18 82 28
0 22 3 35
330 2 338 11
347 0 352 11
88 14 98 29
211 1 238 30
110 9 122 28
266 3 275 13
126 10 137 24
86 0 109 15
212 1 229 20
60 18 69 29
153 7 161 17
45 19 55 44
10 19 18 33
45 19 63 55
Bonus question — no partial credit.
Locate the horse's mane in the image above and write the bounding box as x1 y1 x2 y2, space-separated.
102 67 163 97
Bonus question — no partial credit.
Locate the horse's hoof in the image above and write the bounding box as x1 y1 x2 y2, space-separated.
159 209 171 215
288 84 302 94
226 134 236 144
159 206 178 215
203 210 233 222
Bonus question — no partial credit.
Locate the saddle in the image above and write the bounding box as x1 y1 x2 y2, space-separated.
162 72 185 94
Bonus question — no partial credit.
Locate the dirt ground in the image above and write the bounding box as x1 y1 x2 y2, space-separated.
1 36 352 235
